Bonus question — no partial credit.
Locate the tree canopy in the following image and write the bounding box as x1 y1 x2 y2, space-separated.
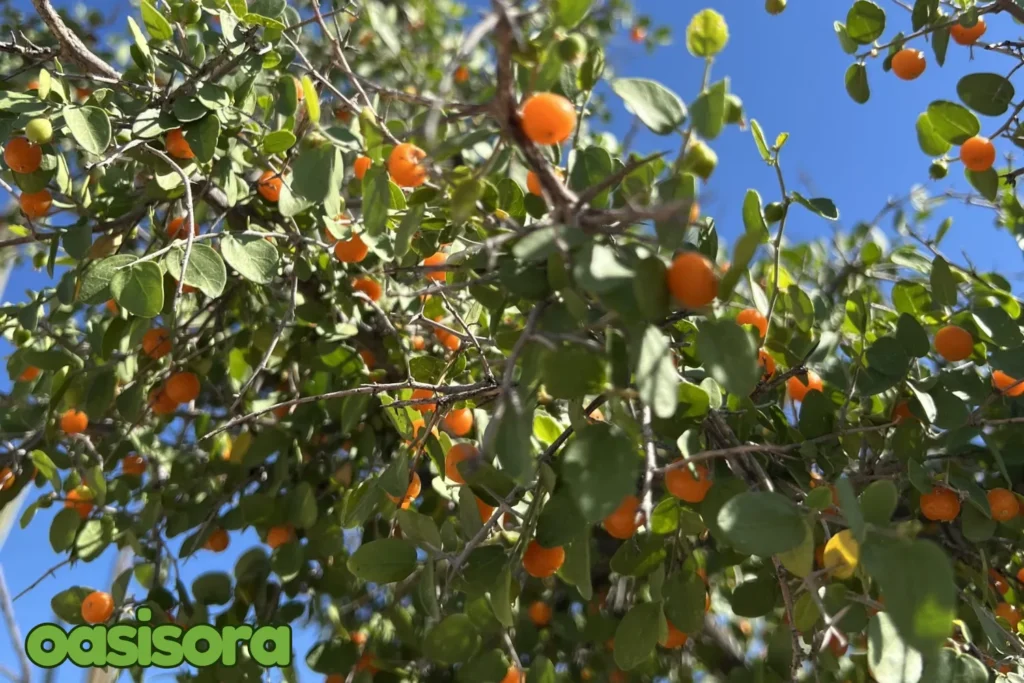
2 0 1024 681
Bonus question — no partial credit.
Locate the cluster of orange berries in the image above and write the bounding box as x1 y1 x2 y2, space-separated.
4 136 52 218
934 323 1024 395
920 485 1019 523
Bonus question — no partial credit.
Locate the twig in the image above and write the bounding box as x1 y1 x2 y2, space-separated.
639 403 656 533
442 293 495 382
228 275 298 413
0 568 29 683
31 0 120 78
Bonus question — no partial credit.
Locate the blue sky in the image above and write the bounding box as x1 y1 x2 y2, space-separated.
2 0 1023 681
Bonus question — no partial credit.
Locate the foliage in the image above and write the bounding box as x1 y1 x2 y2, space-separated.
1 0 1024 681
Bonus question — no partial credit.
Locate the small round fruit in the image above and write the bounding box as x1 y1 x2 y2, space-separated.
892 401 915 422
475 496 496 524
444 408 474 436
950 17 986 45
960 135 996 173
422 252 447 282
20 189 52 219
387 472 422 508
165 371 200 404
929 161 948 180
500 667 525 683
352 277 382 302
165 129 195 160
757 349 776 378
0 468 13 491
526 168 564 196
765 0 787 15
256 170 283 202
4 137 42 173
920 486 960 522
387 142 428 188
266 524 295 549
204 528 229 552
787 371 823 402
528 600 552 626
823 529 860 580
17 366 40 382
122 454 146 476
993 370 1024 397
661 621 688 648
988 488 1019 522
149 388 178 416
353 155 372 180
630 26 647 43
411 388 436 413
65 488 94 519
445 443 478 484
603 494 641 539
523 540 565 578
81 591 115 624
334 232 369 263
891 49 926 80
995 602 1021 630
764 201 786 223
520 93 577 146
165 216 196 240
665 463 712 503
454 65 470 83
681 140 718 180
934 325 973 362
142 328 172 359
25 118 53 144
60 409 88 434
359 349 376 369
736 308 768 338
667 252 718 309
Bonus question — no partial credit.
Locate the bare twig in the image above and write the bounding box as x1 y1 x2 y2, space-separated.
31 0 120 78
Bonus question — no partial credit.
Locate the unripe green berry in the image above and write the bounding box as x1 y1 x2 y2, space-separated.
766 0 787 15
764 201 786 223
929 161 948 180
25 118 52 144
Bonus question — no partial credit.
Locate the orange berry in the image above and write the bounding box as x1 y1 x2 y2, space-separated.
165 371 200 404
665 462 712 503
149 388 178 416
81 591 114 624
444 408 474 436
352 277 382 302
293 76 304 101
17 366 40 382
528 600 552 626
993 370 1024 397
387 142 428 188
26 80 39 90
436 327 462 352
892 401 914 422
500 667 525 683
891 49 926 80
65 487 94 520
445 443 478 484
4 136 42 173
60 409 88 434
934 325 973 362
1017 567 1024 584
142 328 172 359
523 540 565 578
787 370 823 402
266 523 295 549
920 486 960 522
757 349 776 379
387 472 422 508
995 602 1021 630
422 252 447 282
603 494 641 540
353 155 372 180
961 135 996 173
631 26 647 43
165 129 194 159
257 170 283 202
951 17 987 46
736 308 768 338
526 168 564 196
661 621 688 649
988 488 1019 522
667 252 718 309
454 65 470 84
105 299 118 314
411 388 436 413
0 467 13 491
475 496 496 524
122 454 146 476
20 189 52 219
411 335 426 351
990 569 1010 596
358 348 376 369
204 528 229 552
520 92 577 146
334 232 369 263
165 216 196 240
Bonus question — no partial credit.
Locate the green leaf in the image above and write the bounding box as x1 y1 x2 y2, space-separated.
51 586 93 625
528 656 557 683
867 612 924 683
301 76 319 124
742 189 768 239
192 572 232 605
965 167 998 202
791 191 839 220
288 482 317 529
183 115 220 163
75 519 108 560
860 480 898 525
866 337 910 377
347 538 417 583
362 165 391 236
861 536 956 655
960 502 996 542
636 325 678 419
560 533 592 599
896 314 930 357
836 477 866 540
915 113 951 156
50 508 80 552
719 231 760 300
929 256 958 307
926 101 980 145
222 234 279 284
610 78 686 135
488 566 515 627
923 649 988 683
750 118 771 161
110 261 164 317
717 492 806 556
663 573 706 633
423 614 481 665
62 223 92 260
396 509 443 554
957 73 1015 116
846 1 886 44
613 601 665 671
691 79 728 140
731 576 778 617
63 106 112 156
562 423 641 523
166 244 226 298
140 0 173 40
697 319 760 396
933 26 949 67
541 346 605 399
556 0 593 27
536 487 587 548
262 130 296 155
686 8 729 57
451 178 483 223
777 519 814 578
845 63 870 104
30 450 59 491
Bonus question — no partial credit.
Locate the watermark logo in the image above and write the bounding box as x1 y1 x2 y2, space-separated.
25 607 291 668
